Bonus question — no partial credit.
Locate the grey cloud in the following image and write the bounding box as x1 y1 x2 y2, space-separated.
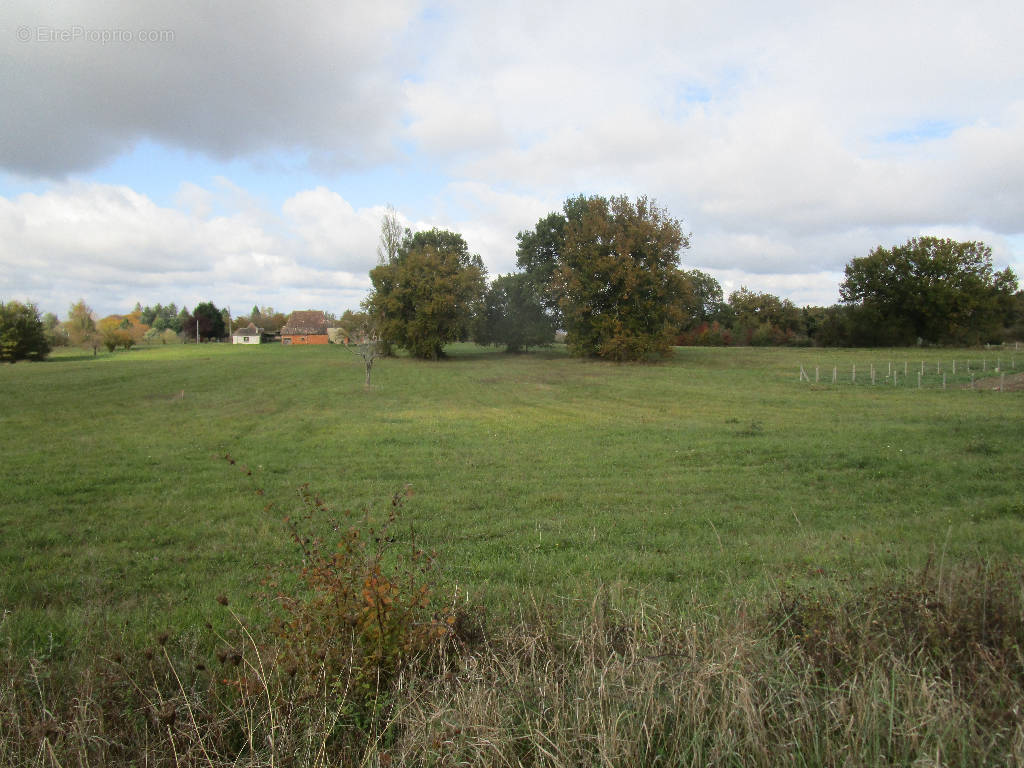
1 0 419 177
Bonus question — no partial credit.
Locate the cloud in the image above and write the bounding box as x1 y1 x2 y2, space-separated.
1 0 1021 310
394 0 1024 281
0 182 383 317
282 187 395 271
1 0 419 176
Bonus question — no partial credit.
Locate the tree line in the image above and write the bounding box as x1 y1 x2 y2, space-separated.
360 195 1022 361
2 194 1021 363
0 299 308 361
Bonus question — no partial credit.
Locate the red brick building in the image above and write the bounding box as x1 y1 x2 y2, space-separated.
280 311 329 345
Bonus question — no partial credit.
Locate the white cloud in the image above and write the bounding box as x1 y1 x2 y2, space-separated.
0 182 385 317
1 0 1022 310
282 187 394 271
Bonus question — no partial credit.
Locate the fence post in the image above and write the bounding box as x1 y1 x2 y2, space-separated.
917 371 922 389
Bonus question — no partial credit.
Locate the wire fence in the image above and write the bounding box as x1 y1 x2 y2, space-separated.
798 355 1019 391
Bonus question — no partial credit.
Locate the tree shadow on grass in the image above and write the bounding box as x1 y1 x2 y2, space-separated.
44 353 106 363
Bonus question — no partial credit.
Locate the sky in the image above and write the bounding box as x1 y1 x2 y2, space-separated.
2 0 1023 319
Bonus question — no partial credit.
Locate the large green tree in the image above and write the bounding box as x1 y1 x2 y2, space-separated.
524 194 690 361
0 300 50 362
679 269 725 327
515 211 568 327
366 229 486 360
840 237 1018 345
475 273 556 353
727 287 802 345
183 301 227 341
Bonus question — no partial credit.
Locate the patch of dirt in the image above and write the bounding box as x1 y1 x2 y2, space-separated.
965 371 1024 391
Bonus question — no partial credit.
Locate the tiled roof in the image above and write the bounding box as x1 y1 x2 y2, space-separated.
281 311 328 335
232 322 261 336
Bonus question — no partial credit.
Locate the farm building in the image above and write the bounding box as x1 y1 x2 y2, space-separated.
231 322 262 344
281 311 330 345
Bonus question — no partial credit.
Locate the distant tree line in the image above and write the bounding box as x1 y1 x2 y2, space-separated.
673 238 1022 348
363 198 1021 360
0 298 304 360
3 204 1021 363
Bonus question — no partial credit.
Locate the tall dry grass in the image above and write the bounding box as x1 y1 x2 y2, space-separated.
3 561 1022 767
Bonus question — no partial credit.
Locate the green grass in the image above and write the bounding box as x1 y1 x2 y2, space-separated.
1 342 1022 654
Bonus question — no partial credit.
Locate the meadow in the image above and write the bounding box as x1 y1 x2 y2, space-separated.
3 342 1024 765
1 342 1021 652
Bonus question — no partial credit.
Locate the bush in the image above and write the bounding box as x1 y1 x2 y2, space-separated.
0 300 50 362
267 483 453 720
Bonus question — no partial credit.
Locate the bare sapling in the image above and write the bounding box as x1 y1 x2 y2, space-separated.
344 322 383 390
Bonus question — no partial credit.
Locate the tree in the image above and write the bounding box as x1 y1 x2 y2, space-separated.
41 312 69 347
366 228 487 360
340 315 383 389
182 301 227 342
680 269 725 327
516 211 568 327
727 287 802 345
65 299 100 355
376 205 405 265
98 315 130 352
0 300 50 362
475 273 555 352
840 237 1019 345
528 194 690 361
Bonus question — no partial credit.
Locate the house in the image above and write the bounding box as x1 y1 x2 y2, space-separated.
280 311 330 345
232 322 262 345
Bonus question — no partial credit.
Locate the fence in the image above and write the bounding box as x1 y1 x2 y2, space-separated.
798 356 1018 391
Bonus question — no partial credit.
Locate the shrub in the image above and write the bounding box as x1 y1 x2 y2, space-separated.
0 300 50 362
257 480 453 723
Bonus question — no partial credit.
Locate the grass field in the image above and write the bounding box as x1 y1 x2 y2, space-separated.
2 342 1021 655
3 342 1024 765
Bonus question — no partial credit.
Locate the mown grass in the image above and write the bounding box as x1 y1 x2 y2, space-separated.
1 342 1023 764
1 342 1022 654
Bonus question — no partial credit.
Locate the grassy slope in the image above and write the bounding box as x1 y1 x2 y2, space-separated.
1 343 1021 653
